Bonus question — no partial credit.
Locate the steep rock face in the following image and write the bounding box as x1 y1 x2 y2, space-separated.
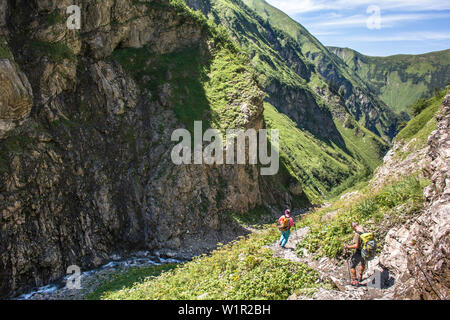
378 94 450 299
370 138 429 192
0 0 7 27
402 96 450 299
0 0 290 298
185 0 211 14
264 80 339 141
0 59 33 138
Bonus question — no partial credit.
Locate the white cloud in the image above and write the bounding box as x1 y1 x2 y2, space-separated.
264 0 450 55
307 12 450 29
310 31 341 36
345 31 450 42
266 0 450 15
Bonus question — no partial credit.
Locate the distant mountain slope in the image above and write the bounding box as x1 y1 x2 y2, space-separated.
239 0 401 138
329 47 450 116
184 0 391 200
0 0 294 298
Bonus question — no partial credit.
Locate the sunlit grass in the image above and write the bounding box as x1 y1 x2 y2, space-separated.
89 226 324 300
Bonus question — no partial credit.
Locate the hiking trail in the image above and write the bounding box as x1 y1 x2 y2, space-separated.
267 221 397 300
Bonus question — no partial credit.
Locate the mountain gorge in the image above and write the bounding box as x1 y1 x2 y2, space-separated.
186 0 396 199
0 0 292 298
0 0 448 300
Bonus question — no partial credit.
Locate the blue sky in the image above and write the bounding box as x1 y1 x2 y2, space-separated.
266 0 450 56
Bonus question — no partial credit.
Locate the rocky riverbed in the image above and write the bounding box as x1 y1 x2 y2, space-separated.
14 251 183 300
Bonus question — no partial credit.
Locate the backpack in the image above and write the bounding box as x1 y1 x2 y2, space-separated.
279 216 290 232
358 231 377 260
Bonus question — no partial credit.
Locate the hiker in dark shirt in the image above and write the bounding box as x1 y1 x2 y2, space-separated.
344 222 366 286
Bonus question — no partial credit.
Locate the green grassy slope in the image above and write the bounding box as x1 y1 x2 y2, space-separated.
294 87 448 260
87 226 326 300
264 102 387 202
180 0 391 204
391 87 449 162
329 47 450 115
243 0 340 66
111 2 262 136
240 0 400 138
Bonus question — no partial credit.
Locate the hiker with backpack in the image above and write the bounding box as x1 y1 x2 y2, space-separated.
278 209 295 248
343 222 376 286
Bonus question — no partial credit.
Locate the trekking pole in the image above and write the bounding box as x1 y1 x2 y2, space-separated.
344 247 351 284
417 263 443 300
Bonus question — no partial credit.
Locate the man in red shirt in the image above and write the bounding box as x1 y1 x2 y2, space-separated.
278 209 295 248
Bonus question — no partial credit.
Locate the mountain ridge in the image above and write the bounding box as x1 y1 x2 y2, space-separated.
184 0 397 200
328 46 450 115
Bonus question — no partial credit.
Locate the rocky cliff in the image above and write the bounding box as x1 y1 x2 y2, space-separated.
1 0 447 300
0 0 291 298
183 0 392 201
377 93 450 299
185 0 402 142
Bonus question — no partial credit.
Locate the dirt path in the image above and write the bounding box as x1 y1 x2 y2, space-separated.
267 226 396 300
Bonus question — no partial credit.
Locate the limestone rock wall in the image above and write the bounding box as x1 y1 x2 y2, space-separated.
0 0 290 298
378 94 450 299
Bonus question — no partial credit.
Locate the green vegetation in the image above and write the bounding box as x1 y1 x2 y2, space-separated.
0 134 35 174
396 88 448 144
0 37 12 59
334 119 387 169
295 175 429 259
112 1 257 136
86 264 177 300
264 102 386 203
0 155 9 174
0 135 33 155
229 204 274 227
89 226 325 300
46 10 66 26
409 98 430 117
112 46 211 132
329 47 450 114
112 44 256 135
28 40 76 63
